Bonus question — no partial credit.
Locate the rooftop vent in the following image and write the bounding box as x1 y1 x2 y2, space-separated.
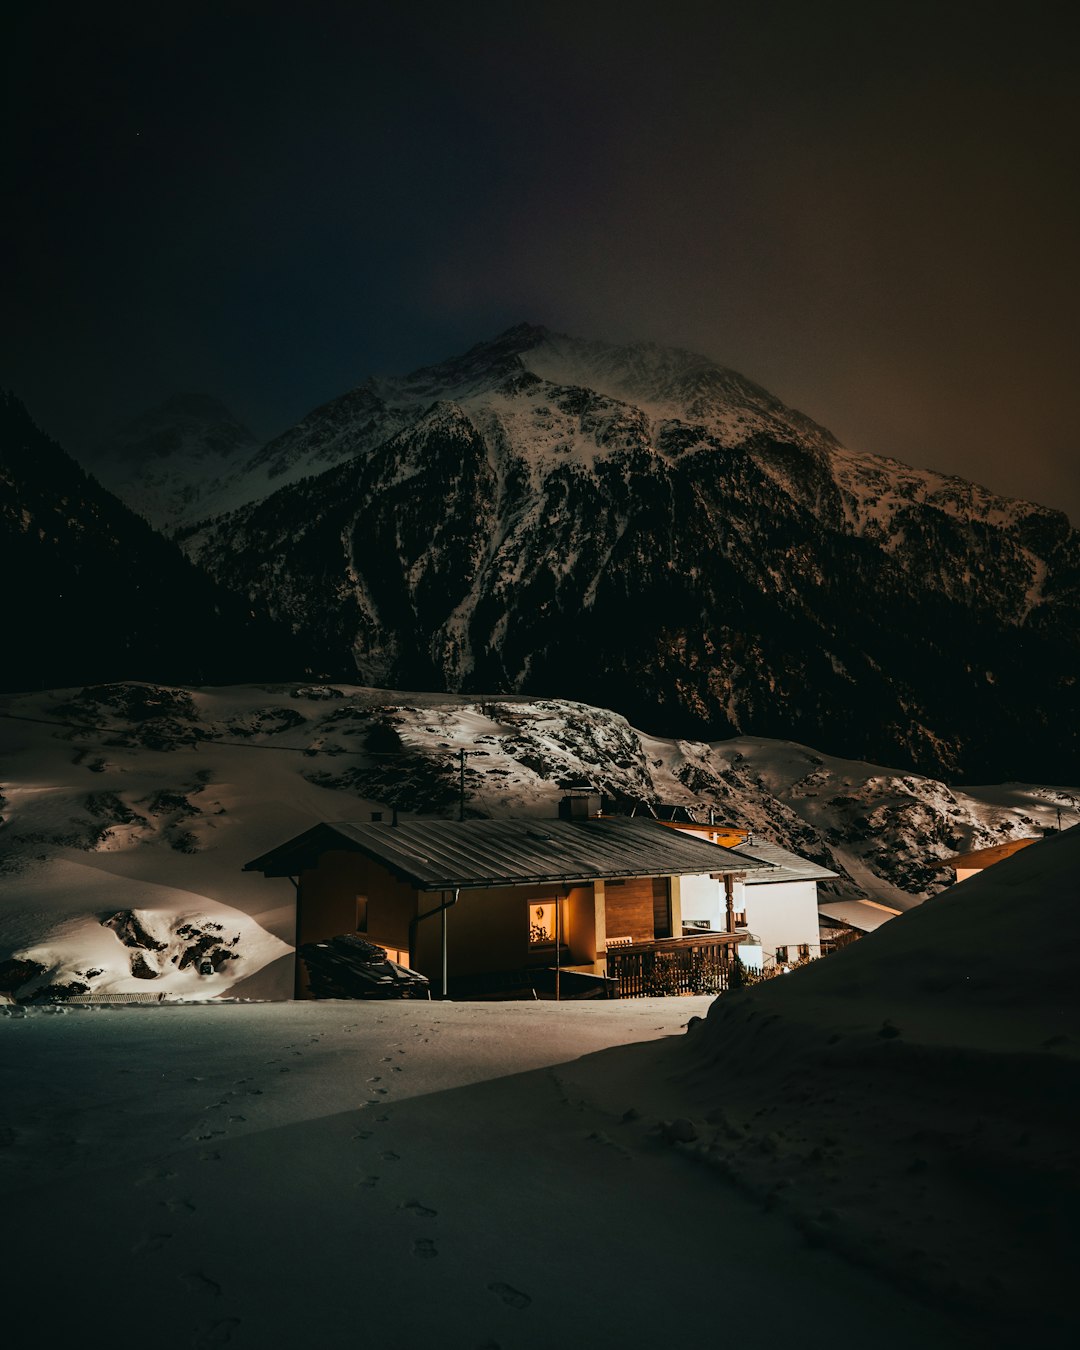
558 787 601 821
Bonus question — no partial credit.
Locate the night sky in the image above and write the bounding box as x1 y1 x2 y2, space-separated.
6 1 1079 522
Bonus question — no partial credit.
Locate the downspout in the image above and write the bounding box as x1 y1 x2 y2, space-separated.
288 877 301 999
409 889 459 1000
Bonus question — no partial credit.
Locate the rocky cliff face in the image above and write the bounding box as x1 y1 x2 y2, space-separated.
172 326 1078 781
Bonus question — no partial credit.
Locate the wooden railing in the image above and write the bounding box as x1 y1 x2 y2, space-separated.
604 933 741 999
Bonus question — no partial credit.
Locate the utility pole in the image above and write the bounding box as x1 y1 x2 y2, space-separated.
457 748 480 821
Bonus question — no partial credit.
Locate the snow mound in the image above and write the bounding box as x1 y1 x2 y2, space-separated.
8 900 291 1002
670 826 1080 1336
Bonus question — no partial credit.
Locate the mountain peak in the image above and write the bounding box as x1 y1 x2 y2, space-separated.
95 393 257 464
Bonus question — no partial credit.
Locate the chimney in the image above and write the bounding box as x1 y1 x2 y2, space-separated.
558 784 601 820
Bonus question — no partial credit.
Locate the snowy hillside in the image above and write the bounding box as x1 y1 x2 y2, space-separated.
2 681 1074 1002
154 324 1080 782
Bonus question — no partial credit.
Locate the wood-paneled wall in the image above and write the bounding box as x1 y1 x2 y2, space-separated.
605 876 669 944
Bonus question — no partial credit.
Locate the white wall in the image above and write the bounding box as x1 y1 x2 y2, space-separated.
743 879 822 963
679 873 723 925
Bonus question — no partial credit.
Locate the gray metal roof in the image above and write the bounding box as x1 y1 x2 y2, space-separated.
731 839 838 884
244 816 770 891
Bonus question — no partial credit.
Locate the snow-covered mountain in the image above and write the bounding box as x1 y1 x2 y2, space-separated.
2 681 1074 1001
0 393 312 692
159 325 1079 782
89 392 259 529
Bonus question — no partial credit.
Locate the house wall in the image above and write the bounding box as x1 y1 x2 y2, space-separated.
742 879 822 962
298 850 417 959
411 881 601 980
564 884 599 964
294 852 720 988
679 873 723 925
604 876 667 943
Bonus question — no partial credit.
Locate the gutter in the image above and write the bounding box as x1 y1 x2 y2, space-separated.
409 889 459 1000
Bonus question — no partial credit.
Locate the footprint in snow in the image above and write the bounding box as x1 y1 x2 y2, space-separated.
358 1175 380 1188
488 1282 531 1309
131 1232 172 1255
191 1318 241 1348
159 1197 196 1213
135 1168 178 1187
199 1150 222 1162
367 1076 382 1083
402 1199 437 1218
412 1239 438 1259
353 1129 373 1141
381 1150 401 1162
179 1271 222 1297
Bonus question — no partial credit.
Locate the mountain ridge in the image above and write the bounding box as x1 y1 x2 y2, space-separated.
38 325 1080 780
155 326 1078 781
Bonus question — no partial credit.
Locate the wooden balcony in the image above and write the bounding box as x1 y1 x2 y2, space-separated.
604 932 742 999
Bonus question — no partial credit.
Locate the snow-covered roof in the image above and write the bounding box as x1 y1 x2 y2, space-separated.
244 816 770 892
818 899 901 933
947 837 1039 870
731 840 839 884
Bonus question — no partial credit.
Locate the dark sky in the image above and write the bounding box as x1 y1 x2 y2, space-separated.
6 1 1079 521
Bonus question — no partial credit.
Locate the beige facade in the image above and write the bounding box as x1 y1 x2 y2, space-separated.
294 851 690 990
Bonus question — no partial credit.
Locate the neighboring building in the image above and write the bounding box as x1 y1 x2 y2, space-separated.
243 812 771 997
657 824 838 968
816 897 902 938
729 839 839 967
947 837 1039 882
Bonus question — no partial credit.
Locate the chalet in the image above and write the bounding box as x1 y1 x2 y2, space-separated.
947 837 1039 882
243 808 772 998
652 822 838 968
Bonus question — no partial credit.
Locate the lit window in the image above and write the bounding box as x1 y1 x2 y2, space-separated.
528 901 557 946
